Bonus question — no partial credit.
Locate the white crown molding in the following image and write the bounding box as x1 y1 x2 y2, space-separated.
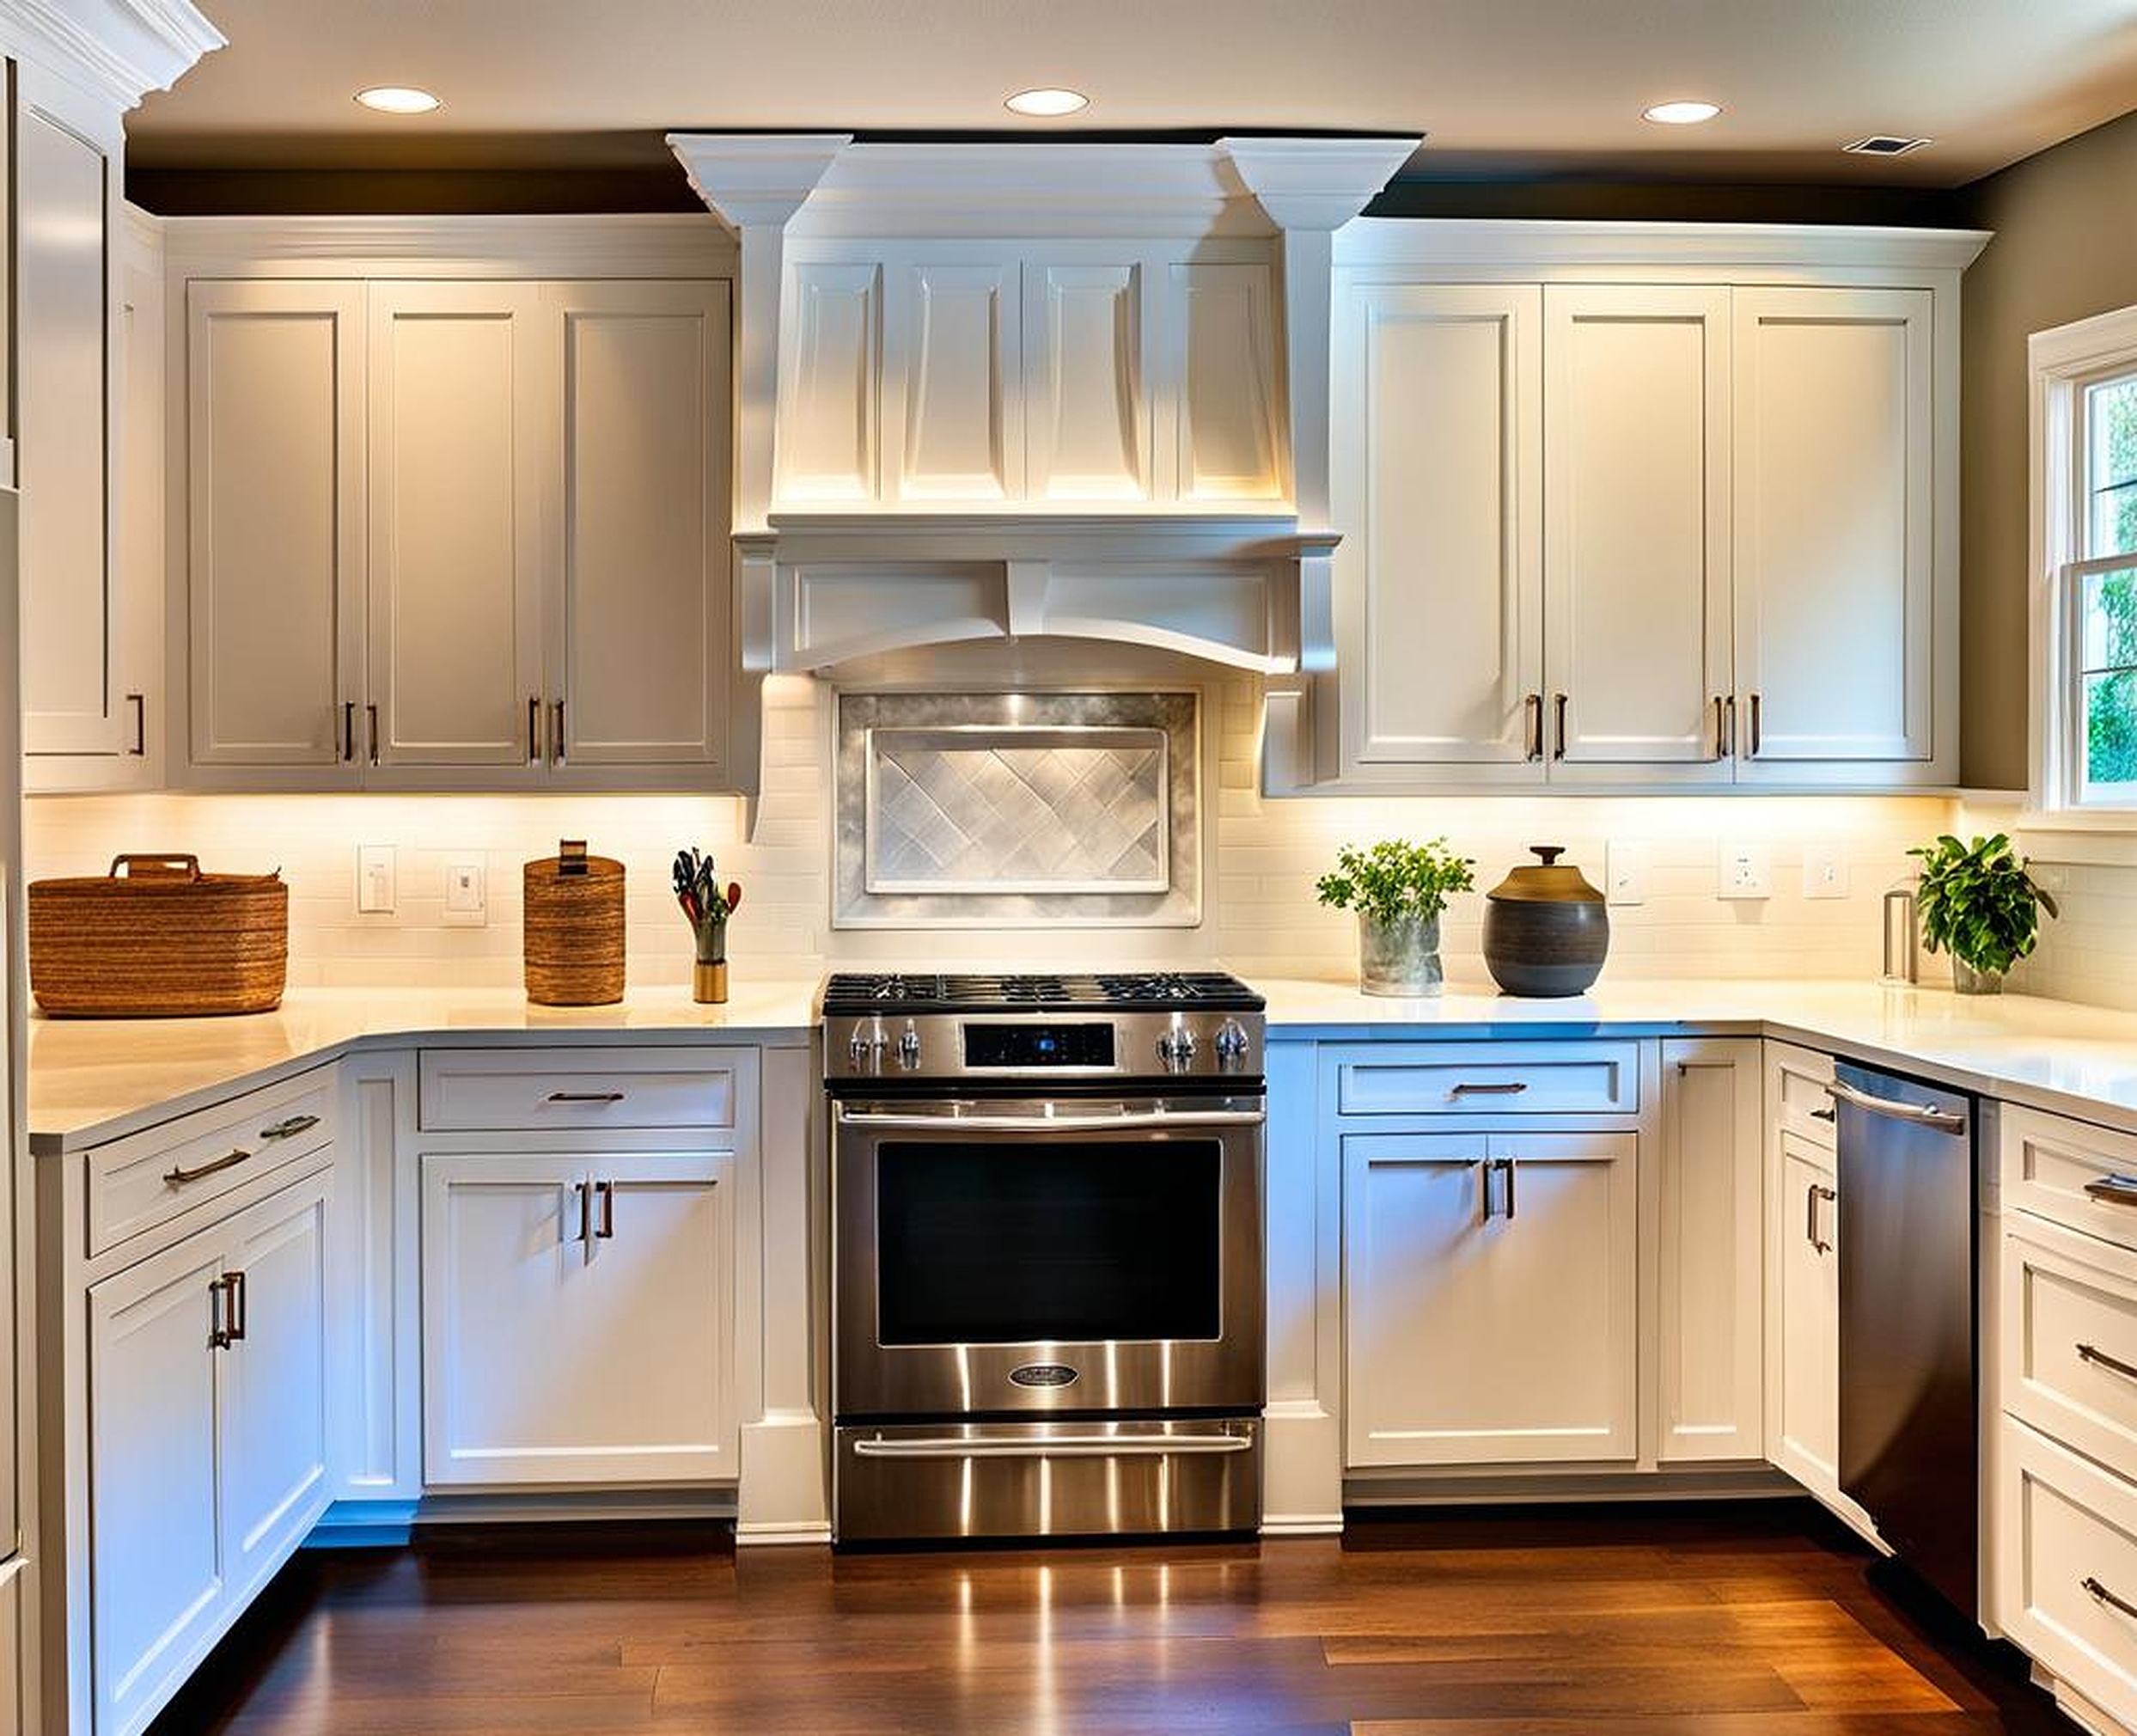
1334 217 1994 274
667 132 853 229
1219 136 1423 231
156 212 736 278
0 0 223 112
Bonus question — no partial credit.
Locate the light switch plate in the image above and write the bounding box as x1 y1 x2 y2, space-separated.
357 844 396 914
443 858 486 926
1802 842 1850 901
1605 840 1649 907
1719 841 1773 901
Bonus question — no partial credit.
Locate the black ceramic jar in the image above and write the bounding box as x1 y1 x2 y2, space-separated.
1481 846 1609 997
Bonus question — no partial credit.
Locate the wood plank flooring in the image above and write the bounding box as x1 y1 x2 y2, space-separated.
149 1502 2071 1734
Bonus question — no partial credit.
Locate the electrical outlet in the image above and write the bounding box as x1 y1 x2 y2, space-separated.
1605 840 1649 907
1719 841 1772 901
443 858 486 926
357 844 396 914
1802 842 1850 901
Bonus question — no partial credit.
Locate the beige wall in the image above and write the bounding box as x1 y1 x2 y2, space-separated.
1960 107 2137 791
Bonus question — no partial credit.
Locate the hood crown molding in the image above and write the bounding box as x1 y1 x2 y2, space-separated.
667 131 852 230
0 0 223 111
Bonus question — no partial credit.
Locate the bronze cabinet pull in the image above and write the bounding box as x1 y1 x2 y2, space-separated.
1494 1157 1517 1221
1712 695 1725 761
366 702 380 766
552 699 566 767
1450 1081 1527 1097
1810 1106 1836 1122
2085 1576 2137 1621
126 693 146 755
165 1147 251 1187
258 1113 321 1142
2086 1175 2137 1208
528 696 540 764
1748 691 1764 756
209 1275 229 1349
209 1271 246 1348
1523 693 1544 762
574 1180 593 1249
595 1179 615 1240
1805 1182 1836 1254
1723 694 1737 757
548 1090 625 1104
1552 693 1569 761
225 1270 247 1343
341 700 357 763
2077 1342 2137 1384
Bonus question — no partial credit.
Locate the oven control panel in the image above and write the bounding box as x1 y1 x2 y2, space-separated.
829 1011 1261 1082
964 1023 1115 1069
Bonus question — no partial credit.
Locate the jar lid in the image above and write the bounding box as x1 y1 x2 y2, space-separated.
1487 846 1604 904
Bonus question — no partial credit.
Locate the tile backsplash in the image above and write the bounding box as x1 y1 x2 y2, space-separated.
25 669 1957 993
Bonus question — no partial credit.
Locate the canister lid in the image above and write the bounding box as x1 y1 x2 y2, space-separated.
1487 845 1604 904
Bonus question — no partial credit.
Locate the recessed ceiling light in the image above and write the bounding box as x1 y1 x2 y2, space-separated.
1004 88 1090 118
354 85 442 115
1842 134 1932 156
1643 100 1721 125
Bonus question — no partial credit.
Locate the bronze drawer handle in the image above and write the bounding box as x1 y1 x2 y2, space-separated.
259 1113 321 1142
2077 1342 2137 1385
1806 1183 1836 1254
165 1147 251 1187
2085 1576 2137 1621
1450 1081 1527 1097
549 1090 626 1104
2085 1175 2137 1208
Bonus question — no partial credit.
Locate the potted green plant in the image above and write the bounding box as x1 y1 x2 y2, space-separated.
1908 833 2060 995
1316 837 1475 997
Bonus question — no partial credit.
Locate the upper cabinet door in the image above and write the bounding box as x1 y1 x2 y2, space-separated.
1169 261 1284 504
186 281 366 771
888 260 1021 503
1732 285 1935 770
551 280 732 773
1543 285 1732 779
1024 259 1151 503
17 94 122 757
777 261 881 504
366 282 547 773
1332 280 1543 775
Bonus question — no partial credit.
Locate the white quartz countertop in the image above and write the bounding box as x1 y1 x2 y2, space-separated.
29 970 2137 1151
27 980 823 1148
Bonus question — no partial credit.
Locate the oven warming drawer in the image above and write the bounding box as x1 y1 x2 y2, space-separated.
834 1418 1261 1543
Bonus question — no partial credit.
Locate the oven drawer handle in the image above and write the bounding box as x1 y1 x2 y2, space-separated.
836 1109 1265 1133
851 1434 1254 1460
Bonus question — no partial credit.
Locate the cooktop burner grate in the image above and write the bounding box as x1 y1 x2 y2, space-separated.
822 970 1261 1014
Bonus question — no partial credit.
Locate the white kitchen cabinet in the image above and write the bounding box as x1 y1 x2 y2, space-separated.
183 280 365 776
888 260 1021 503
17 81 124 761
1731 285 1938 777
1343 1128 1638 1468
550 279 732 775
1770 1130 1846 1501
1329 280 1543 777
87 1164 335 1736
421 1150 736 1486
1658 1039 1764 1462
1543 284 1732 780
366 281 547 776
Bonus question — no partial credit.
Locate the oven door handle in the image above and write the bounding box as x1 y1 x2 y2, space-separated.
836 1108 1266 1133
850 1433 1255 1460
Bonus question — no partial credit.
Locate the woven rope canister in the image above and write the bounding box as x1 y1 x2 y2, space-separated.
28 853 289 1017
523 850 626 1006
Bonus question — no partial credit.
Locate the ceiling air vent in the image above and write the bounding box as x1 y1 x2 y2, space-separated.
1842 135 1932 156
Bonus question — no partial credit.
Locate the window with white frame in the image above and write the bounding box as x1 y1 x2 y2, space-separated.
2034 307 2137 811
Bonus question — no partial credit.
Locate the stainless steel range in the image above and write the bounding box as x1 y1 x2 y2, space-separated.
824 970 1266 1544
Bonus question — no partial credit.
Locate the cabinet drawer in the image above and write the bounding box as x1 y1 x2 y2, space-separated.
1333 1042 1639 1118
88 1066 337 1259
418 1048 741 1133
1997 1418 2137 1731
1768 1042 1837 1149
2003 1214 2137 1480
2004 1105 2137 1255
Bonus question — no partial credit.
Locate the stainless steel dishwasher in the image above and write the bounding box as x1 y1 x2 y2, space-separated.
1829 1061 1980 1620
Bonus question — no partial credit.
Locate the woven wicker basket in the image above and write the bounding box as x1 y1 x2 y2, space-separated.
523 847 625 1006
29 854 290 1017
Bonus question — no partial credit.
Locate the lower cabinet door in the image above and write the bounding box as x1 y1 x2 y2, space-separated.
1771 1134 1841 1495
89 1236 227 1736
1343 1129 1638 1467
422 1150 736 1485
222 1170 335 1604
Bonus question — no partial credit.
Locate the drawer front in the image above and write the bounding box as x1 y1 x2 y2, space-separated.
2004 1105 2137 1255
1998 1417 2137 1732
1768 1042 1837 1150
419 1048 741 1133
1333 1042 1640 1118
2003 1214 2137 1481
88 1066 337 1259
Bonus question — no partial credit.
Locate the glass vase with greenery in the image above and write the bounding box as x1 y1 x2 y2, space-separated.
1908 833 2060 994
1316 838 1476 997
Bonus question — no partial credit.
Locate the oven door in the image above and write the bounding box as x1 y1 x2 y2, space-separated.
833 1097 1265 1418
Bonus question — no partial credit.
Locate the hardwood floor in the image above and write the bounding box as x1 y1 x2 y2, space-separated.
149 1502 2070 1734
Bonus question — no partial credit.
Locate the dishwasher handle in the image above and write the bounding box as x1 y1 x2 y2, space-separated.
1825 1079 1968 1135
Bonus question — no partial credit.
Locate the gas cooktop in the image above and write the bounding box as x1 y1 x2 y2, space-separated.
821 970 1264 1017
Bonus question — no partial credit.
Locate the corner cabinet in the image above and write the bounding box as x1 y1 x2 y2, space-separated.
174 272 735 792
1308 222 1982 794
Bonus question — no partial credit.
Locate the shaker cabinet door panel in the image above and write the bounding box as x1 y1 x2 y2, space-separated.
1772 1135 1841 1492
1733 286 1935 767
1024 260 1151 503
186 281 366 769
889 260 1021 503
1332 281 1543 774
1543 285 1732 777
367 282 547 773
552 280 732 772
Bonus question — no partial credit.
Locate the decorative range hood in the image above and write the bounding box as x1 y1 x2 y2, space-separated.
666 131 1419 790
